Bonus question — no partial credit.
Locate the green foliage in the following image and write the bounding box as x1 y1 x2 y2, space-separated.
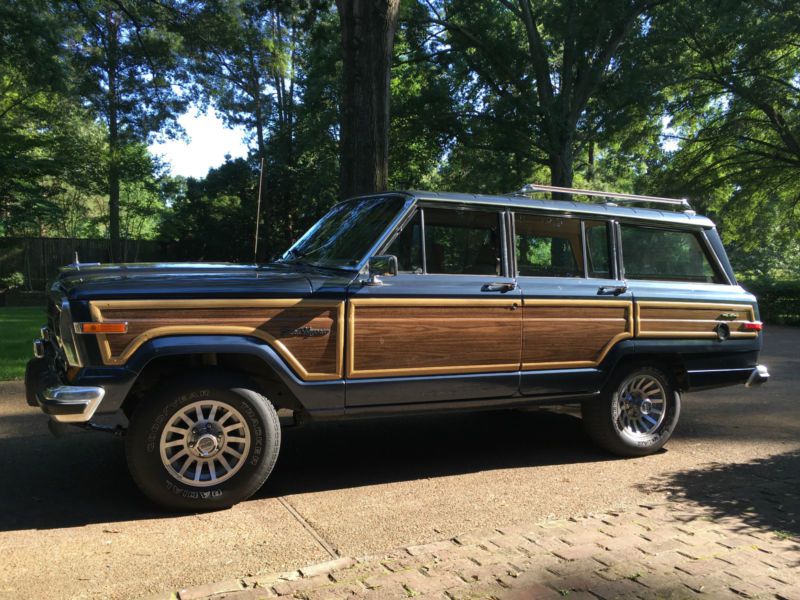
388 1 455 189
0 0 179 246
67 0 188 144
649 0 800 278
1 272 25 291
177 0 289 154
0 0 796 280
0 307 42 380
740 279 800 325
160 158 258 260
416 0 672 191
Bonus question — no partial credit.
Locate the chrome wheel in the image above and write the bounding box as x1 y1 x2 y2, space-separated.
612 373 667 439
159 400 251 487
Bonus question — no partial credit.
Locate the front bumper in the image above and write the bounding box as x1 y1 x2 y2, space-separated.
25 355 105 423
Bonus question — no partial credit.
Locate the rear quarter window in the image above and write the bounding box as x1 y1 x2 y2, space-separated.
620 224 723 284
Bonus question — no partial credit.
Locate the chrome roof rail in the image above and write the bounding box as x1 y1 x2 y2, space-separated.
511 183 695 216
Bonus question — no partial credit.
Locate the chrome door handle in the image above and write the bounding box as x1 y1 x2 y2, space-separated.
597 285 628 296
481 282 517 292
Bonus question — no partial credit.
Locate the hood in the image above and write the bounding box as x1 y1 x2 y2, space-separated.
55 262 346 300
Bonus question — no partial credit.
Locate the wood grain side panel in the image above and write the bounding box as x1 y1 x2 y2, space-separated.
348 301 521 378
90 300 344 379
636 302 758 339
521 302 633 369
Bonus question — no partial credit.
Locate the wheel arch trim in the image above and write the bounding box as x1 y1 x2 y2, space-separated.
116 335 345 416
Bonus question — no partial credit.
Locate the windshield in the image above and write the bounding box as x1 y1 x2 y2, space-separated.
279 195 408 269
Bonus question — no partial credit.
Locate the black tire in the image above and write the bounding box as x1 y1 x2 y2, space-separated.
581 364 680 457
125 371 281 511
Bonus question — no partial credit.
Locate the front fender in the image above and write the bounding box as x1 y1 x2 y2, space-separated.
91 335 344 417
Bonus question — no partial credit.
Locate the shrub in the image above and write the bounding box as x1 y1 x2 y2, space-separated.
1 272 25 291
740 279 800 325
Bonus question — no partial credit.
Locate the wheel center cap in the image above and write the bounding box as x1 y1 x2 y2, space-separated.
195 433 220 457
640 399 652 415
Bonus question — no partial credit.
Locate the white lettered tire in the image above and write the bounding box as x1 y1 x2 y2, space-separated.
125 372 281 511
582 364 681 457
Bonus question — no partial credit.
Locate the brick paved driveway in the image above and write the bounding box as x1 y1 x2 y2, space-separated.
0 327 798 599
171 453 799 599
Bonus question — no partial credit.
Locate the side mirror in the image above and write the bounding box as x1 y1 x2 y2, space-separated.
368 255 398 277
363 255 398 286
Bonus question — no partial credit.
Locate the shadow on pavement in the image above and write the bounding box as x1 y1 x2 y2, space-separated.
638 449 800 537
0 429 164 532
261 409 613 498
0 409 612 532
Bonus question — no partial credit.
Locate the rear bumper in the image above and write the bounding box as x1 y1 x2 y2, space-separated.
745 364 770 387
686 364 769 390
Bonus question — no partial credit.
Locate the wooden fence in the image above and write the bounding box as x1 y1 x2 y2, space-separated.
0 237 192 291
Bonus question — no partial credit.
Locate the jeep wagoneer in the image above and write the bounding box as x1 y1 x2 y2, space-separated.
26 185 769 509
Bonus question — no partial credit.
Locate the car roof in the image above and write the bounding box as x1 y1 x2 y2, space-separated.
391 190 716 229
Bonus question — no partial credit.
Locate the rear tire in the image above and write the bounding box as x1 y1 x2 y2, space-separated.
125 372 280 511
582 364 680 457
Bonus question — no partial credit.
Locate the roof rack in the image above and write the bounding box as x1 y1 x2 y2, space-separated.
511 183 695 216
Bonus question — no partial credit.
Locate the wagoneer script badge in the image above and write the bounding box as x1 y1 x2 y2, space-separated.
282 327 330 338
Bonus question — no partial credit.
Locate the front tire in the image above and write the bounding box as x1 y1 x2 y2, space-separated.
582 364 681 457
125 372 281 511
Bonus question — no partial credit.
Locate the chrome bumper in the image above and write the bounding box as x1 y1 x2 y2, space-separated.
745 365 770 387
42 386 105 423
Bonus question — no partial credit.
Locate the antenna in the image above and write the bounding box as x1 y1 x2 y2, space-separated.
513 183 695 215
253 158 265 263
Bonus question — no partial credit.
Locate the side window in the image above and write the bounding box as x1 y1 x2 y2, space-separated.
620 224 722 283
515 214 582 277
584 220 612 279
424 207 502 275
385 211 423 273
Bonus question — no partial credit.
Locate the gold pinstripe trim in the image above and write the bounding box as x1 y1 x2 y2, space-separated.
89 299 345 381
635 301 758 339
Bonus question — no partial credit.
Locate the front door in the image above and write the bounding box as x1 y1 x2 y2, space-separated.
512 213 634 396
346 204 523 408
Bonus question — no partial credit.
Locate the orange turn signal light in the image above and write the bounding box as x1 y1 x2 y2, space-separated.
74 322 129 334
742 321 763 332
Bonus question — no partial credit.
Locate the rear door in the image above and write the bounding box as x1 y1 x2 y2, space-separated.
345 203 523 408
513 213 634 396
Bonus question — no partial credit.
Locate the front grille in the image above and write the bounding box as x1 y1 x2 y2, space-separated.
47 299 60 344
47 294 84 367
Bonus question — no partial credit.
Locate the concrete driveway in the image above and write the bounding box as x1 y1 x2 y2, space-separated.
0 327 797 599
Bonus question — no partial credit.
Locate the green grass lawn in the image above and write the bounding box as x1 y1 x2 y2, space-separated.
0 306 45 380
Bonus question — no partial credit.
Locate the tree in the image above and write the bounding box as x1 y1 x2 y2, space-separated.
420 0 669 190
178 1 338 257
0 0 72 235
159 158 258 261
388 0 458 189
68 0 186 259
178 0 295 161
649 0 800 276
336 0 401 197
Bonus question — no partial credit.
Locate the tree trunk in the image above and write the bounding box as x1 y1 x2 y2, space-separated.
107 10 122 262
254 94 266 160
549 139 574 190
336 0 401 198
